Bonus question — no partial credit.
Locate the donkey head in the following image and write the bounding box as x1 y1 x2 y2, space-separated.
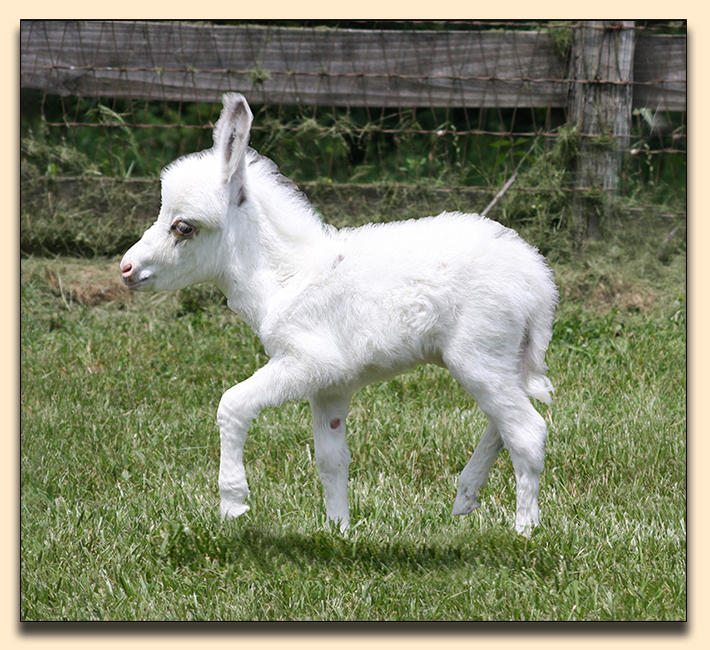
120 93 254 292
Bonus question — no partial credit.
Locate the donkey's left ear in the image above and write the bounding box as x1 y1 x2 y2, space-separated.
213 93 253 186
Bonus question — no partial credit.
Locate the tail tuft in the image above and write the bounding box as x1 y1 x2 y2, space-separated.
521 295 556 405
525 372 554 405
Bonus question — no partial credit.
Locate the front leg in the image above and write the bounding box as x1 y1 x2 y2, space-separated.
310 394 352 532
217 359 305 520
216 399 251 520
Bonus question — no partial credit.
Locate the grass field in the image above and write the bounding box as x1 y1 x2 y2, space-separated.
20 224 686 621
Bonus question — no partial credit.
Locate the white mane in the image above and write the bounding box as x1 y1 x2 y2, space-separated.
244 147 334 251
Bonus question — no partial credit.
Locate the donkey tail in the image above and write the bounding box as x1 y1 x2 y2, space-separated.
521 280 557 405
524 361 555 405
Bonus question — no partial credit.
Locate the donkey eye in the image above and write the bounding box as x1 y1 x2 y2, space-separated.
171 220 196 237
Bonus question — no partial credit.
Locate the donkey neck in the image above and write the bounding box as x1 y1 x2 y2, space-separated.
216 192 331 332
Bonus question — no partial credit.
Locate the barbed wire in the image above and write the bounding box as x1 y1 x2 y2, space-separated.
21 19 686 207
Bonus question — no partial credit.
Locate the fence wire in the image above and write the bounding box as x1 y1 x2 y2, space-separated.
21 20 686 221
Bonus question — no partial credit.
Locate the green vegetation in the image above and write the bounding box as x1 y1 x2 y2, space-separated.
20 28 685 615
20 217 685 620
21 86 686 209
21 85 686 262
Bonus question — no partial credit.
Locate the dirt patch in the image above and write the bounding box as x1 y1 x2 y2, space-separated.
560 271 651 312
33 258 132 308
591 280 647 312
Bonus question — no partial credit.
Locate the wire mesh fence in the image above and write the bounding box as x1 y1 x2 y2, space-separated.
20 20 686 254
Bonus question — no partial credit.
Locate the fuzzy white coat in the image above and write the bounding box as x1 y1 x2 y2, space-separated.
121 93 558 535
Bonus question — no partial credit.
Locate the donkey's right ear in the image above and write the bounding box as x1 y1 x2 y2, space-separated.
212 93 254 186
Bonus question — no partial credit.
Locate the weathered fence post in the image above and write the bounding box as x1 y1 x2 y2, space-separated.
568 21 636 239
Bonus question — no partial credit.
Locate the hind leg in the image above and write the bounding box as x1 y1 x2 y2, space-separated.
487 400 547 536
512 408 548 535
447 361 548 536
453 421 504 516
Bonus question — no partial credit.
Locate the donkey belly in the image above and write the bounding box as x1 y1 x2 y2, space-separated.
341 294 449 388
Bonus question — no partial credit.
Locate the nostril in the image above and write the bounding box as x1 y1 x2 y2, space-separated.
121 262 133 278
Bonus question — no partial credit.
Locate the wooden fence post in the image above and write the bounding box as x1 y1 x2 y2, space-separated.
568 21 636 239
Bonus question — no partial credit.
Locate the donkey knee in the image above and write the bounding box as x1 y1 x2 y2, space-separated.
503 410 547 469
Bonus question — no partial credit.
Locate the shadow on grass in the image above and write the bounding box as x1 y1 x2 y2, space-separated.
157 520 559 578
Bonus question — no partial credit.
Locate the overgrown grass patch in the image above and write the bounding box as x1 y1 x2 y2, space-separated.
20 237 685 620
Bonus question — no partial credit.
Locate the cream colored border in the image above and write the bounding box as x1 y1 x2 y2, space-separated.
9 5 700 647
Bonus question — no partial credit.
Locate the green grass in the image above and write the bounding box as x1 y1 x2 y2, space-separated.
20 233 686 621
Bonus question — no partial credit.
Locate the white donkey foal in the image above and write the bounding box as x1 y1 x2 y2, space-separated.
121 93 558 536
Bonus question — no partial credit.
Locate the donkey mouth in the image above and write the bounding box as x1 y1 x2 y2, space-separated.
120 260 153 289
121 273 152 290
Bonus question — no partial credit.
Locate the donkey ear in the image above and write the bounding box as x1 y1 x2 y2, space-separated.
212 93 253 186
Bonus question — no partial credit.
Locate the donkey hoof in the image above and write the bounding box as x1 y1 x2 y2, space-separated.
221 502 250 520
452 494 480 516
516 523 534 538
515 518 538 537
